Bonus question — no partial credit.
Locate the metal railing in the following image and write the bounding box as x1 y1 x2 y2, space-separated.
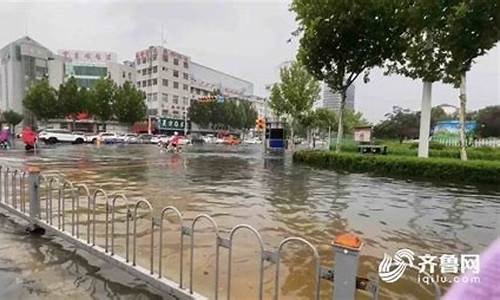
0 165 442 300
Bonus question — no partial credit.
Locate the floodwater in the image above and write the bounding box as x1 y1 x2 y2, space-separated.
0 143 499 300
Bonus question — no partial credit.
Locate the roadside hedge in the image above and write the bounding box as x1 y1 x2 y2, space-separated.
331 141 500 161
293 150 500 184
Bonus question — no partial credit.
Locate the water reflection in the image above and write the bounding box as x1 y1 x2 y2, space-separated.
0 143 499 299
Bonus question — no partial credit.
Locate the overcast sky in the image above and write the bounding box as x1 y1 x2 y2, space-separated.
0 0 498 122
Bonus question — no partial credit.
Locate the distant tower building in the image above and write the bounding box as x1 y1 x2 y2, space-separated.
313 82 355 112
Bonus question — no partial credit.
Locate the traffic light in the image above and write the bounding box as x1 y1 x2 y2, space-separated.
256 117 266 131
198 95 217 102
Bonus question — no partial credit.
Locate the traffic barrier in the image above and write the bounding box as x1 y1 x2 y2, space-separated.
0 164 443 300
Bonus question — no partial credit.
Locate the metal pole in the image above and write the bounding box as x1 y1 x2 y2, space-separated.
332 233 363 300
28 167 41 232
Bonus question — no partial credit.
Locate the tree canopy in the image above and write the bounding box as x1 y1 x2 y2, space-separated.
114 81 147 124
58 76 82 120
2 110 23 130
292 0 407 151
268 60 320 145
188 98 258 131
476 106 500 138
23 78 59 121
89 77 116 123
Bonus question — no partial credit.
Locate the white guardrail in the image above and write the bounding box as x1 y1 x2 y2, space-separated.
0 165 442 300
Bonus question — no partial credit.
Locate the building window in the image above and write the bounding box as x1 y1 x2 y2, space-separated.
162 53 168 62
128 72 132 80
142 58 146 64
173 70 179 77
174 58 179 66
196 89 201 95
183 84 188 91
137 81 141 86
183 61 188 68
173 95 179 104
142 80 147 87
162 109 168 116
148 109 158 116
142 69 147 75
122 71 126 78
162 79 168 86
162 93 168 102
152 93 158 101
173 81 179 89
182 97 188 105
162 66 166 71
152 78 158 85
147 79 152 86
183 73 189 80
153 66 158 73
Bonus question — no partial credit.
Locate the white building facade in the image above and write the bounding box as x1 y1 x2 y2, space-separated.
58 49 135 88
134 46 192 118
0 36 64 116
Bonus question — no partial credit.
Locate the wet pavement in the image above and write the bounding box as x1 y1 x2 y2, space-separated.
0 143 499 299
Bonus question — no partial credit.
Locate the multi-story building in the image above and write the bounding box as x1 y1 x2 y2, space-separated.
0 36 64 116
313 82 355 112
134 46 191 119
58 49 135 88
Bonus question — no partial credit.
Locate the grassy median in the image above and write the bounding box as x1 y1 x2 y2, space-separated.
293 150 500 185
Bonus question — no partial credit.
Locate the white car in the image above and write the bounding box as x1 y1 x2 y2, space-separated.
39 129 86 144
151 135 167 144
87 132 119 144
243 137 261 144
123 133 139 143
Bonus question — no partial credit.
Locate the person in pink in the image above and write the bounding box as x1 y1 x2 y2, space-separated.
170 131 181 152
21 127 37 151
443 238 500 300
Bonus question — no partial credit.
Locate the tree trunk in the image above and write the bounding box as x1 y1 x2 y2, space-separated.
335 91 346 153
418 81 433 158
458 72 468 161
290 119 295 151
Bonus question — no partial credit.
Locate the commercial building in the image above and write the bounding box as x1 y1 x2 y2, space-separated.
134 46 192 119
0 36 64 116
134 45 261 121
58 49 135 88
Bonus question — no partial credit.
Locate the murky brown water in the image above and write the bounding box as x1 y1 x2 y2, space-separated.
1 144 499 299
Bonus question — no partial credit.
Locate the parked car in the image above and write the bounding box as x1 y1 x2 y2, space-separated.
243 137 261 144
138 134 153 144
38 129 86 144
151 135 167 144
123 133 139 143
202 134 217 144
223 135 241 145
87 132 119 144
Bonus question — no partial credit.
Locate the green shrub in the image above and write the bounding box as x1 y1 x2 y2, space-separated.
339 140 500 161
293 150 500 184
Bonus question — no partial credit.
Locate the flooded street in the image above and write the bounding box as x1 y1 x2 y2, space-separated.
1 143 499 299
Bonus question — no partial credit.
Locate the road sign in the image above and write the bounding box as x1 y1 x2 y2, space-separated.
159 118 186 130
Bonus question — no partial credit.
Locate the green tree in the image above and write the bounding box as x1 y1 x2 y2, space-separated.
269 61 320 148
1 110 23 135
373 106 420 143
440 1 499 160
89 77 116 128
188 101 213 128
58 76 81 119
343 110 369 134
476 106 500 138
385 1 449 158
292 0 406 152
268 84 289 121
23 78 59 122
114 81 147 124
